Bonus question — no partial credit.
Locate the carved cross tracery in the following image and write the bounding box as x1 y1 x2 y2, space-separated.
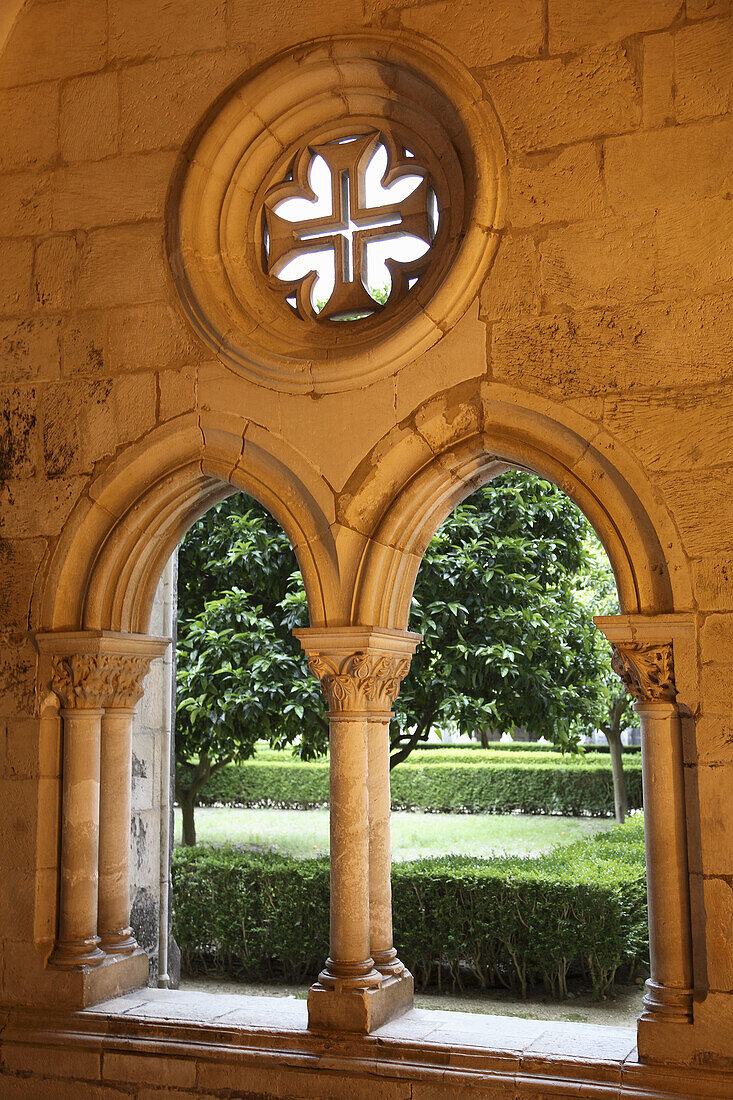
263 130 435 321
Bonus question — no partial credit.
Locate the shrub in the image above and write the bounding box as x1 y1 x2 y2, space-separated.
179 752 643 816
173 816 648 999
390 760 643 816
406 744 641 759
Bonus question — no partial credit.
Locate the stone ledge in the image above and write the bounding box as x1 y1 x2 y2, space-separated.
0 990 731 1099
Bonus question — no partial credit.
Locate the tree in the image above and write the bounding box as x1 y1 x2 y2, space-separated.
574 536 636 823
175 498 325 844
390 473 610 766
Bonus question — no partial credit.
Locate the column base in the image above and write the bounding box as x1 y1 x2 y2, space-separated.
49 937 105 969
40 947 149 1009
307 968 414 1034
637 980 695 1064
99 928 138 956
372 947 405 979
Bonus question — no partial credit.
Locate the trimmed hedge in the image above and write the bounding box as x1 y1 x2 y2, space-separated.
408 742 641 755
180 753 643 817
173 816 648 998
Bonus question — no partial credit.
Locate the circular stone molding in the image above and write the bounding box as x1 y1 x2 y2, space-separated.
168 33 506 394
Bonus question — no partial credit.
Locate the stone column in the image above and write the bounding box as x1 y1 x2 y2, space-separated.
611 640 695 1059
98 656 156 955
37 630 169 1007
49 655 109 969
294 626 420 1034
368 713 402 977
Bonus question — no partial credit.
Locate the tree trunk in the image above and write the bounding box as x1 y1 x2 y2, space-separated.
603 696 628 824
180 787 197 846
175 754 232 846
389 707 436 769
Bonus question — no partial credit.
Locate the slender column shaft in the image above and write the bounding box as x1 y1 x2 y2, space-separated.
51 708 105 968
607 638 694 1029
294 627 420 1008
326 713 378 983
367 716 402 975
98 708 136 954
40 639 167 978
637 700 693 1019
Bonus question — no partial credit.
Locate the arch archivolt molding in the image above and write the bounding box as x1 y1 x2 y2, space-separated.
39 414 343 635
39 384 693 643
345 384 692 630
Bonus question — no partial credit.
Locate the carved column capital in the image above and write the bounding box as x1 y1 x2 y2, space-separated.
103 654 155 709
50 653 155 710
294 626 421 716
38 631 169 711
611 641 677 704
308 652 412 715
51 654 112 711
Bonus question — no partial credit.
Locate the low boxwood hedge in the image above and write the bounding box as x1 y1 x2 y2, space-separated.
179 752 643 817
173 816 648 998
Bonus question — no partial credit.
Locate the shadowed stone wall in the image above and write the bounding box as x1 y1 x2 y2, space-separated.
129 556 180 987
0 0 731 1088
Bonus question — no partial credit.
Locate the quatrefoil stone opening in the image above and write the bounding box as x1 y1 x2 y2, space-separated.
261 131 439 323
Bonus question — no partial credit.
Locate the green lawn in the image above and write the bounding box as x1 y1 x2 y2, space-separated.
175 806 614 859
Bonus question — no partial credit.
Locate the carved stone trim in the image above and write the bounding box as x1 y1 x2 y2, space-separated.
51 653 154 710
52 655 113 711
104 655 154 709
610 642 676 703
263 129 436 322
169 33 505 393
308 652 412 714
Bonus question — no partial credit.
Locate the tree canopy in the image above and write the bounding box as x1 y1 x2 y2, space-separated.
391 474 610 763
175 472 623 841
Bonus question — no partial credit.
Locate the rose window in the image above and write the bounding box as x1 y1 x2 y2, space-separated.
170 35 505 391
261 131 439 322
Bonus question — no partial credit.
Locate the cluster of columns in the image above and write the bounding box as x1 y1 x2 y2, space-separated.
598 621 695 1062
37 633 167 988
35 620 695 1056
294 627 420 1033
296 621 696 1046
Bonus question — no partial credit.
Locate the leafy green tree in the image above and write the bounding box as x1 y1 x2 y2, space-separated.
175 500 325 844
391 473 609 765
575 536 636 822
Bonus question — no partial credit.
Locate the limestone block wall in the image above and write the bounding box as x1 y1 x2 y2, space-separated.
0 0 730 1071
128 555 179 986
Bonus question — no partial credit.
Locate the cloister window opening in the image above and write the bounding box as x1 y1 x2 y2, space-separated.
163 470 647 1019
174 492 322 848
262 131 439 321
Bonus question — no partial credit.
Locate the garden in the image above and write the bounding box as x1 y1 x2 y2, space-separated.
171 472 649 1021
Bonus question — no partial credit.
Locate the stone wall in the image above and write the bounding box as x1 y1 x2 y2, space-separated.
129 555 179 987
0 0 731 1082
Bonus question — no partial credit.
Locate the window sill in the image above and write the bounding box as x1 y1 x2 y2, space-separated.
1 988 730 1099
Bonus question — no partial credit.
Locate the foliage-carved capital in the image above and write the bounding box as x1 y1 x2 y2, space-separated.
103 655 155 709
51 654 112 710
308 652 412 715
51 653 154 710
610 642 676 704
